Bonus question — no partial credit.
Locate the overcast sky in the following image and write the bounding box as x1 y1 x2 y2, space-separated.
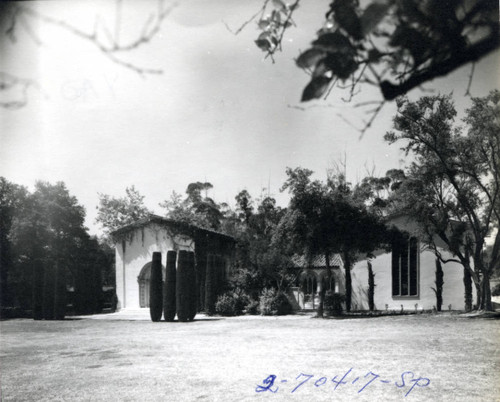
1 0 499 236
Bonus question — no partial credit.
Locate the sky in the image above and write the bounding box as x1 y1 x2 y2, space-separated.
1 0 499 236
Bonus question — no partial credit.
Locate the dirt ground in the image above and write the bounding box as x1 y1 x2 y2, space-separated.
1 310 499 401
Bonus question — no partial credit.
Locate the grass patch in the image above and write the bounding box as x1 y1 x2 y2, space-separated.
0 312 499 401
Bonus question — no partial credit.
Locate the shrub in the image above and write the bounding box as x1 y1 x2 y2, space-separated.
187 251 197 321
205 255 216 315
259 288 292 316
245 298 260 315
176 250 190 322
149 252 163 322
324 292 345 316
163 250 176 321
32 260 44 320
492 283 500 297
215 291 248 316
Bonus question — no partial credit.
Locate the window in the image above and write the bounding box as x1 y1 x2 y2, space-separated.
392 234 418 297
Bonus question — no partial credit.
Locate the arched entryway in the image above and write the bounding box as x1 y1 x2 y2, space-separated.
300 271 319 310
137 262 166 308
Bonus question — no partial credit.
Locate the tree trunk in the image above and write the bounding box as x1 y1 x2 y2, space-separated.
481 271 493 311
463 266 473 312
368 262 375 312
344 252 352 312
433 258 444 312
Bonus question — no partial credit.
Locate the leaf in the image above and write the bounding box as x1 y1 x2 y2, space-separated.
361 1 392 36
334 5 362 40
313 32 355 55
255 38 273 52
301 76 332 102
296 48 325 69
272 0 287 11
323 53 358 80
258 18 270 30
368 48 383 62
312 59 330 78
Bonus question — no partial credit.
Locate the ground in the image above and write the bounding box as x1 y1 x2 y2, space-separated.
0 311 499 402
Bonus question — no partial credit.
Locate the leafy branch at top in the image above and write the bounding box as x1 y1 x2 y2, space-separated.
253 0 499 134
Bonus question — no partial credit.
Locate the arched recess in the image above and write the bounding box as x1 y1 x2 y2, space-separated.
137 262 166 308
319 271 337 293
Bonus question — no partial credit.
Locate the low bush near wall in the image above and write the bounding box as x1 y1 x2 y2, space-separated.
215 291 248 316
259 288 292 316
324 292 345 316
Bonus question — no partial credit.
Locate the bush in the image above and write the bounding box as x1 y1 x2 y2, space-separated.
259 288 292 316
215 292 247 316
149 252 163 322
492 283 500 297
324 292 345 316
163 250 177 321
245 298 260 315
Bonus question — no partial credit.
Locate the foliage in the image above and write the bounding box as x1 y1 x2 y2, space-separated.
187 251 197 321
385 91 500 310
214 291 248 316
492 283 500 297
204 254 217 316
160 182 223 231
259 287 292 316
149 252 163 322
0 179 110 317
323 292 345 316
253 0 499 126
96 186 152 243
163 250 177 321
245 298 260 315
175 250 197 322
275 167 389 315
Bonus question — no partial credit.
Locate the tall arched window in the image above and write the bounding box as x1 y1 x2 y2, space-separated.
392 234 419 297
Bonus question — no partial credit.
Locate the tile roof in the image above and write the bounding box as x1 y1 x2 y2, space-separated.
291 253 343 268
111 214 234 241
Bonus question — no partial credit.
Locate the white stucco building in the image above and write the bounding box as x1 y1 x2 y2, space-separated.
113 216 234 310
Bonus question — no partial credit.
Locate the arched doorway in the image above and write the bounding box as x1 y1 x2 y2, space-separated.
137 262 166 308
300 272 318 310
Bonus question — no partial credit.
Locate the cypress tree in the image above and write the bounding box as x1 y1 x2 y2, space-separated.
204 254 216 316
163 250 177 321
149 252 163 322
367 261 375 312
176 250 189 322
187 251 197 321
32 259 44 320
53 261 66 320
42 263 55 320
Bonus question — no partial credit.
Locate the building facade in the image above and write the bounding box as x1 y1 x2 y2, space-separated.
113 216 234 310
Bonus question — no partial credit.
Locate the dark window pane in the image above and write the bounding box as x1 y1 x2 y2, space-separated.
400 236 409 296
409 237 418 295
392 239 400 296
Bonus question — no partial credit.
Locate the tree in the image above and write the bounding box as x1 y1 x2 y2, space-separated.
3 179 110 317
255 1 498 99
385 91 499 311
0 178 29 308
251 0 499 133
275 167 388 316
96 186 152 242
160 182 223 231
